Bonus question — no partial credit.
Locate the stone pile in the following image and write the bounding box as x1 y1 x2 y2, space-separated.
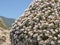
10 0 60 45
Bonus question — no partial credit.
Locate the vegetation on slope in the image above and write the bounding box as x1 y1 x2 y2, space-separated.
0 16 15 28
0 19 8 29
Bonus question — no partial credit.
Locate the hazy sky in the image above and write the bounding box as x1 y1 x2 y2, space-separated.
0 0 32 19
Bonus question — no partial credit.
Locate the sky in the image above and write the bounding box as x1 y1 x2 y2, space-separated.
0 0 32 19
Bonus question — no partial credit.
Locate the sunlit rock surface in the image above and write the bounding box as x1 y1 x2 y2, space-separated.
10 0 60 45
0 27 11 45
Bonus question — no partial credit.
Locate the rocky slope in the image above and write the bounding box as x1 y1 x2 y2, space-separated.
10 0 60 45
0 27 11 45
0 17 11 45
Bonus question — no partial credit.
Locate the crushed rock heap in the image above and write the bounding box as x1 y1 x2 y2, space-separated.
10 0 60 45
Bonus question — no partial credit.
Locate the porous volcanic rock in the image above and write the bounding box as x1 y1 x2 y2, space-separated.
10 0 60 45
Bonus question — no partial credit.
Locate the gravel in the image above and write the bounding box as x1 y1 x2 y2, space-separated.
10 0 60 45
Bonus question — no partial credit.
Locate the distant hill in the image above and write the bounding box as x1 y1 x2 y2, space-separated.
0 18 8 29
0 16 15 28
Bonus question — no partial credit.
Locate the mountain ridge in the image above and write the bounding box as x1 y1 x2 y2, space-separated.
0 18 8 29
0 16 15 28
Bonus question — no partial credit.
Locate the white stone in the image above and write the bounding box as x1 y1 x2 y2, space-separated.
20 29 24 31
58 40 60 43
49 35 52 38
33 34 38 37
37 36 40 40
46 31 50 34
45 33 49 36
55 29 58 32
51 41 55 44
58 34 60 37
52 31 56 34
54 37 57 40
24 31 27 33
49 23 54 27
16 27 19 30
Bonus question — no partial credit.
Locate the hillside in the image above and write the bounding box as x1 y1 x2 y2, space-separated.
0 18 8 29
0 16 12 45
0 27 11 45
0 16 15 28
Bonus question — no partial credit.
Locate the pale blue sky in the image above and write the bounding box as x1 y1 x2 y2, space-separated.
0 0 32 19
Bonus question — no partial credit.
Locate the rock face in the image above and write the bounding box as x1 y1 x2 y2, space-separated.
10 0 60 45
0 27 11 45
